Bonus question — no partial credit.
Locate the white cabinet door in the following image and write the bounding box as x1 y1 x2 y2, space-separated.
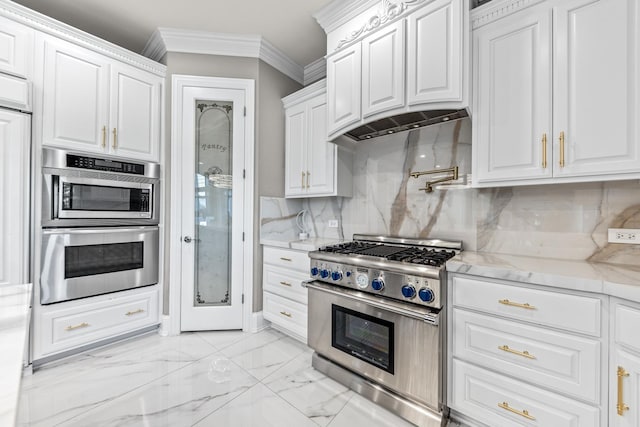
611 349 640 427
0 16 32 78
110 63 161 161
41 37 110 154
327 44 361 137
473 4 553 184
306 96 336 195
0 109 29 287
362 20 405 117
284 102 306 197
408 0 463 105
553 0 640 177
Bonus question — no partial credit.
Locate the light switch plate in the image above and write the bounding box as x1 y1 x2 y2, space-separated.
608 228 640 244
328 219 339 228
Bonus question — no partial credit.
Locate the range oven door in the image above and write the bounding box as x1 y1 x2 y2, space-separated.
307 281 441 410
40 227 159 304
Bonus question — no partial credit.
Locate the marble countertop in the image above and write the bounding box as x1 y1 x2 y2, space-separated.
0 283 32 427
260 237 343 251
447 252 640 302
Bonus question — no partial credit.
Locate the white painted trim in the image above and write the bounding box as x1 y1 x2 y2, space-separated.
471 0 546 29
250 311 268 333
0 0 165 76
313 0 380 34
170 75 255 336
282 79 326 109
143 28 304 84
303 58 327 86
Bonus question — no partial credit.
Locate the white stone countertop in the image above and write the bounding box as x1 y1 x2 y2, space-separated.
0 283 32 427
260 237 344 252
447 252 640 302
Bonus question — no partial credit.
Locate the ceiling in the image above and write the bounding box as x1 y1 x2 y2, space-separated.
11 0 334 67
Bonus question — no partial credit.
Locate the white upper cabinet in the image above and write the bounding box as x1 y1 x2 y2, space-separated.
321 0 469 141
284 80 352 198
0 15 33 78
39 35 162 161
473 0 640 186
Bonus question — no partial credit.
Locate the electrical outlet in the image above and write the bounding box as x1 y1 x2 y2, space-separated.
608 228 640 244
328 219 339 228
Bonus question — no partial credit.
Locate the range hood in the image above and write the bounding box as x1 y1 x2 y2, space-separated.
342 109 469 141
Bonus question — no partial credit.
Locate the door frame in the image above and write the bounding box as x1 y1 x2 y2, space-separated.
169 74 255 335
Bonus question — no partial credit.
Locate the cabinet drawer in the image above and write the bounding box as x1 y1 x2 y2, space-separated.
263 246 310 274
39 288 159 356
452 276 601 336
451 359 600 427
452 308 601 403
615 301 640 352
263 265 308 304
263 292 307 341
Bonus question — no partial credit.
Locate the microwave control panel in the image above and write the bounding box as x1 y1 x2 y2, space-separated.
67 154 145 175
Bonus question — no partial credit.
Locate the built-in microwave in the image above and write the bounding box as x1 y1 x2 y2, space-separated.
41 148 160 227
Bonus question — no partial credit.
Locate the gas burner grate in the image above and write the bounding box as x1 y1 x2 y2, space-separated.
387 248 457 267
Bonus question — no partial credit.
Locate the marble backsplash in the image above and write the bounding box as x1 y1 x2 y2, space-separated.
261 118 640 265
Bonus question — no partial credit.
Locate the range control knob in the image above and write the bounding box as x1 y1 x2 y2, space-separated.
401 285 417 299
371 278 385 291
345 271 352 278
331 270 343 281
320 269 330 279
310 267 319 277
418 287 435 303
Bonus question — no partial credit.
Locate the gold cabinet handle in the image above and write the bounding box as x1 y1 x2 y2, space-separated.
542 133 547 169
618 366 630 416
559 131 565 167
498 402 535 420
126 309 145 316
279 311 292 318
101 126 107 148
279 281 292 287
65 322 90 331
112 127 117 149
306 170 310 188
301 171 305 188
498 345 536 359
280 257 292 262
499 299 536 310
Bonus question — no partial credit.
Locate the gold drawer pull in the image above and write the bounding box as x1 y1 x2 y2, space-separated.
541 133 547 169
498 402 535 420
126 309 145 316
498 345 536 360
559 131 565 168
65 322 90 331
618 366 630 416
499 299 536 310
279 281 292 287
306 170 310 188
280 311 292 318
112 127 118 149
101 126 107 148
301 171 305 189
280 257 292 262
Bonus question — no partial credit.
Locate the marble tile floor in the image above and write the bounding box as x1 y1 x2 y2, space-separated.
17 328 417 427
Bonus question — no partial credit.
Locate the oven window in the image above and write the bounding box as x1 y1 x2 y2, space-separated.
65 242 144 278
332 304 394 374
62 183 150 212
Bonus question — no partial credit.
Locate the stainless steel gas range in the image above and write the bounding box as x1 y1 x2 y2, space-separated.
305 235 462 427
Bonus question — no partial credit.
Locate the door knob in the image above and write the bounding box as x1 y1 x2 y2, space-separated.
183 236 192 243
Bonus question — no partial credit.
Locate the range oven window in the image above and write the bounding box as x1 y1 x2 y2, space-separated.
331 304 394 374
65 242 144 278
62 182 150 212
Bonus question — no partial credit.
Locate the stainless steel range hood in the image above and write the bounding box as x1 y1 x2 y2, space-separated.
342 109 469 142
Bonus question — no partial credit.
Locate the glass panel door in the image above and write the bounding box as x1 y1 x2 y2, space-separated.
193 100 233 306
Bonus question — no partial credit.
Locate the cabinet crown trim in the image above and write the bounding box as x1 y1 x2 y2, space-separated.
314 0 380 34
0 0 165 76
282 79 326 108
471 0 545 29
143 27 304 84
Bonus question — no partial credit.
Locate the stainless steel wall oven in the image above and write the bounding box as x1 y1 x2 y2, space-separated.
40 148 161 304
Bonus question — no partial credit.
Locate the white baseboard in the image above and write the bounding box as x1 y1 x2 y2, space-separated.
250 311 269 333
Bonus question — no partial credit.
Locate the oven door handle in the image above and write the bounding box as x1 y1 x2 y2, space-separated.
303 280 439 325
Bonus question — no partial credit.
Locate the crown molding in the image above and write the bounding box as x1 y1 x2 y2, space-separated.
471 0 545 29
282 78 326 108
142 28 304 84
303 57 326 86
314 0 379 34
0 0 165 76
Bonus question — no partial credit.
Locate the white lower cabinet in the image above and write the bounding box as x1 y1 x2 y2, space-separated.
262 246 309 342
448 274 606 426
34 286 159 360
